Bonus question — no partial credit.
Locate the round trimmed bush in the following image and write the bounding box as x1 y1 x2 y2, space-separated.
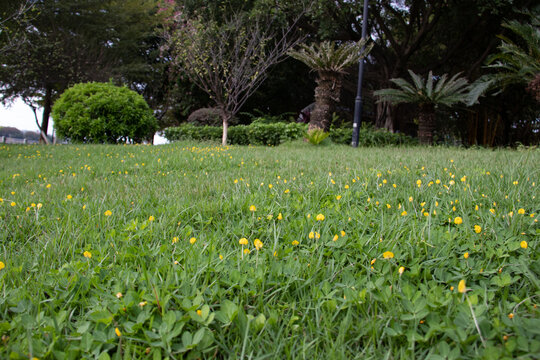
52 82 158 143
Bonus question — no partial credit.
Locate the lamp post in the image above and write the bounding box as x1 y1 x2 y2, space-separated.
351 0 369 147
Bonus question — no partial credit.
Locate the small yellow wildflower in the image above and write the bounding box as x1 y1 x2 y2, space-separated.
254 238 263 250
83 251 92 258
249 205 256 212
463 252 469 259
104 210 112 216
172 237 178 244
316 213 325 221
10 202 16 207
401 210 407 216
292 240 299 246
398 266 405 275
148 215 155 222
219 254 223 260
239 238 248 245
0 261 5 270
244 248 251 255
458 279 466 293
116 292 123 298
197 309 202 316
508 313 514 319
284 189 290 193
340 230 346 237
474 225 482 234
383 251 394 259
37 203 42 209
416 180 422 187
189 237 196 244
66 194 72 200
115 328 122 337
277 213 283 220
454 217 463 225
518 208 525 215
46 184 51 188
370 258 376 265
336 195 342 200
520 241 528 249
139 301 147 307
333 234 339 241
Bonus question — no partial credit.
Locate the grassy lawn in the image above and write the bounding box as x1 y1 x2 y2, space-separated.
0 141 538 359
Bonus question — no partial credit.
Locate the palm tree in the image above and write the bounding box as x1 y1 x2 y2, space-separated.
288 39 372 131
374 70 481 145
485 17 540 102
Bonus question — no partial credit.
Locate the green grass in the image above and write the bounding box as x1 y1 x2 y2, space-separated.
0 141 538 359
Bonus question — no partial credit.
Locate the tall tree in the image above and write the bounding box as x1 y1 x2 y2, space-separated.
0 0 162 143
161 2 305 145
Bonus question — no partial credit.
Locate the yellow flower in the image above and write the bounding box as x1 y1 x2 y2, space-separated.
401 210 407 216
268 184 273 189
398 266 405 275
189 237 196 244
139 301 147 307
309 232 315 239
344 185 349 189
249 205 256 212
416 180 422 187
284 189 290 194
254 238 263 250
508 313 514 319
370 258 376 265
83 251 92 258
219 254 223 260
115 327 122 337
409 196 413 202
383 251 394 259
518 208 525 215
46 184 51 188
316 214 325 221
463 252 469 259
239 238 248 245
243 248 251 255
454 217 463 225
336 195 342 200
267 214 273 220
474 225 482 234
387 204 391 209
0 261 5 270
10 202 16 207
489 208 496 214
37 203 42 209
292 240 299 246
315 232 320 239
66 194 72 200
520 241 528 249
148 215 155 222
340 230 346 237
104 210 112 217
333 234 339 241
116 292 123 298
172 237 179 244
277 213 283 220
508 211 514 217
458 279 466 293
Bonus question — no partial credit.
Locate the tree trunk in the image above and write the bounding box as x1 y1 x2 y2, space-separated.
375 101 395 131
221 114 229 146
309 71 342 132
40 85 52 144
417 104 435 145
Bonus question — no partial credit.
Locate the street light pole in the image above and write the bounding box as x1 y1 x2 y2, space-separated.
351 0 369 147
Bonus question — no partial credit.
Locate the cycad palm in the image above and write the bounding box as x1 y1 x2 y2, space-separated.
486 17 540 102
289 39 372 131
374 70 477 145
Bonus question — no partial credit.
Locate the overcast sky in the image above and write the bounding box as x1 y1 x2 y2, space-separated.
0 98 168 144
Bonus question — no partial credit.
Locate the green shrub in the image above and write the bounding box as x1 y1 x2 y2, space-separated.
306 128 329 145
164 122 307 146
187 108 224 127
52 82 157 143
330 124 417 146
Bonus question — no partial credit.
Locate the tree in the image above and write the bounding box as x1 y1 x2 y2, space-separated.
0 0 162 143
485 15 540 102
374 70 482 145
288 40 372 131
161 3 305 145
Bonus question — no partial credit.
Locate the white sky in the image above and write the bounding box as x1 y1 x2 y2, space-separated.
0 98 168 144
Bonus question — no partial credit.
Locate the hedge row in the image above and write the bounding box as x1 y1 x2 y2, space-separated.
164 123 307 146
163 123 417 146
